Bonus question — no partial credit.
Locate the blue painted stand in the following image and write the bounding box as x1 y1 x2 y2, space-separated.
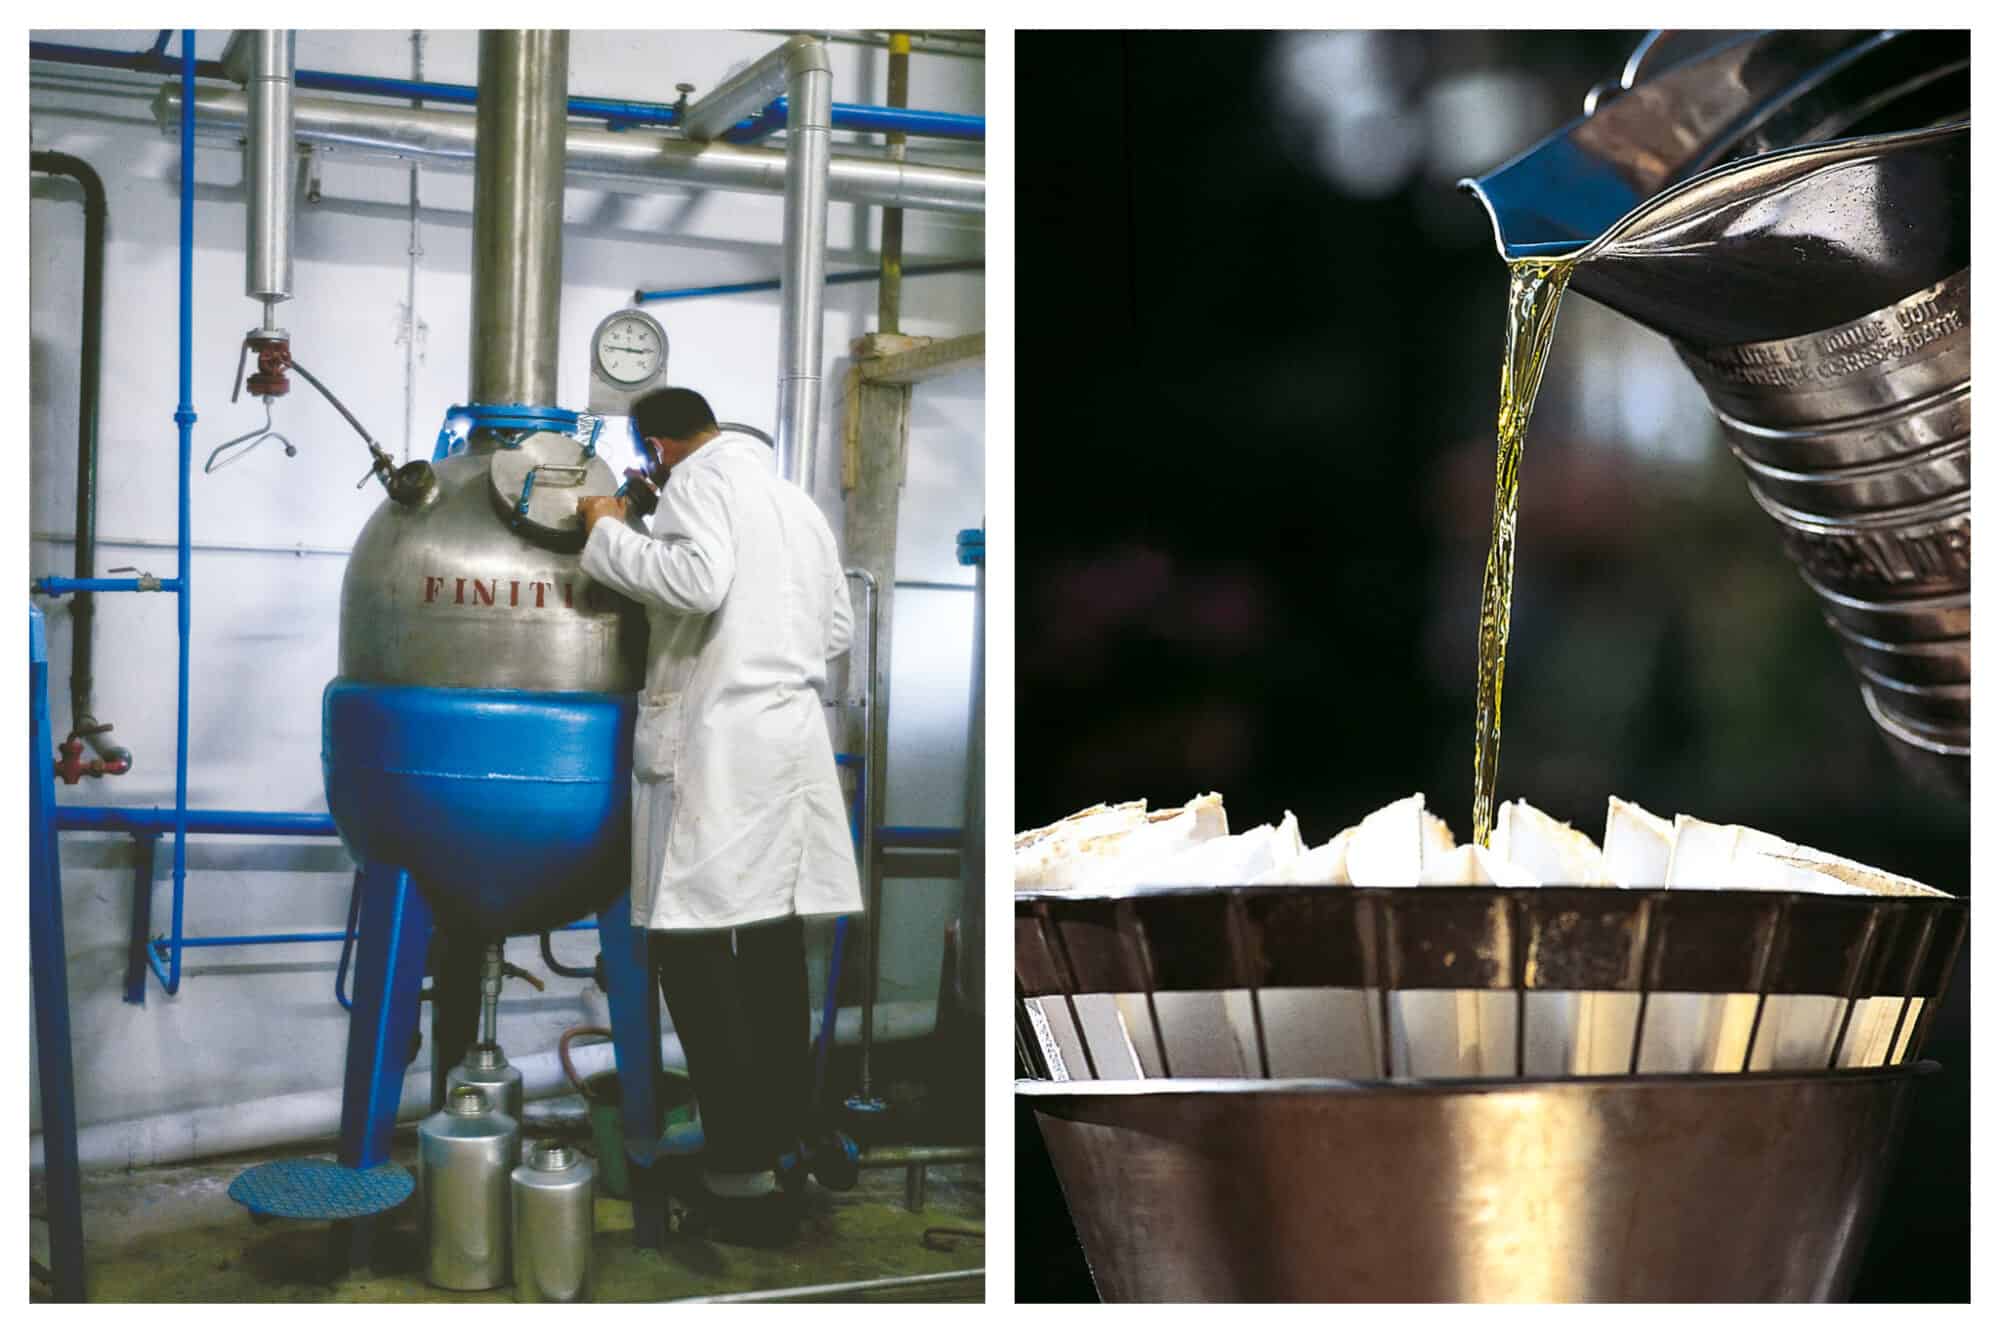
332 874 668 1251
596 891 666 1247
336 865 434 1171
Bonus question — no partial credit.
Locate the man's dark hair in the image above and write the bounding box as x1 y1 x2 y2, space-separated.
630 387 717 442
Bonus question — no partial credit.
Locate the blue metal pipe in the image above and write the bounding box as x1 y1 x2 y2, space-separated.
122 832 161 1005
27 40 984 142
635 259 983 306
33 576 181 596
161 931 349 949
879 825 963 849
56 806 338 836
813 915 849 1104
162 923 598 950
168 31 196 998
727 96 985 143
30 607 87 1301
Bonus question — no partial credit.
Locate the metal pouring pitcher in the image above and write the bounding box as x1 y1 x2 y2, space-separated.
1462 31 1970 793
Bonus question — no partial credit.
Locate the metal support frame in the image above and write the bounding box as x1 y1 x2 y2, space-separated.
335 865 432 1170
595 890 666 1247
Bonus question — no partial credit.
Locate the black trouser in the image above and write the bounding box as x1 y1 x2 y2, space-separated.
655 915 810 1173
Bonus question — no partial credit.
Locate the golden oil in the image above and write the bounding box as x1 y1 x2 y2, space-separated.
1471 257 1575 847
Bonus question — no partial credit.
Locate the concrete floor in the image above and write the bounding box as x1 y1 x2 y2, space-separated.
31 1123 984 1303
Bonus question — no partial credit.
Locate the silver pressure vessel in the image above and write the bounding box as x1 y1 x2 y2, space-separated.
511 1140 596 1302
449 1042 526 1154
419 1086 519 1291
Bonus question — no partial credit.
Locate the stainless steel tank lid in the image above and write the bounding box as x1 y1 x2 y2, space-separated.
487 430 620 546
527 1140 577 1171
448 1086 493 1116
463 1042 509 1072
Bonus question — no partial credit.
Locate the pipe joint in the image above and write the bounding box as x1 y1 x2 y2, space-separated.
782 33 833 79
684 34 828 142
54 734 132 784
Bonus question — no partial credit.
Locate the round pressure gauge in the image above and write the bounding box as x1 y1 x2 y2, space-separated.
590 309 668 386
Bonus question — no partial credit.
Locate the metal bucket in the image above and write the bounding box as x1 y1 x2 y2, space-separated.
560 1023 696 1201
1024 1065 1931 1302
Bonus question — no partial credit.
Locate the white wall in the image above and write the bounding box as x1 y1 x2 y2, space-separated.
29 29 983 1137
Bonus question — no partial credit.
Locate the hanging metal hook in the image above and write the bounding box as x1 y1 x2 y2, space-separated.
203 399 297 474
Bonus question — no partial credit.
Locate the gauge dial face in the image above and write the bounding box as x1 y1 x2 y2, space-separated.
593 312 666 386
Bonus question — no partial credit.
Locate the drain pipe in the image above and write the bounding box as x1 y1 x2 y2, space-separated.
28 151 129 777
683 34 832 489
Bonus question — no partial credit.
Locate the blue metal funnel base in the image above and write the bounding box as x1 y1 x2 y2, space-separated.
322 680 634 934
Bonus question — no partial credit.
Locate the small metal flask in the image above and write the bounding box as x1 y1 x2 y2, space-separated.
450 1041 526 1146
418 1086 520 1291
511 1139 596 1303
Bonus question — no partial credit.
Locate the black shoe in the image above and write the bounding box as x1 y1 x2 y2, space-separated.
806 1131 861 1191
693 1169 802 1247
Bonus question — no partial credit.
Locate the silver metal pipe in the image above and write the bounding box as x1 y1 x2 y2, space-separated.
154 85 985 216
679 34 818 144
666 1268 984 1303
778 38 832 488
845 568 883 1098
401 29 427 462
243 30 295 313
686 36 835 486
470 30 569 408
480 941 503 1046
857 1145 982 1167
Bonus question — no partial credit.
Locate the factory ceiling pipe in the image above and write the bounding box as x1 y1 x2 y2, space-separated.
154 84 985 215
470 30 568 408
681 34 832 488
32 38 986 141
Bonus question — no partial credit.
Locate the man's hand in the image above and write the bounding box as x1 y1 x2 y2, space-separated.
577 494 629 537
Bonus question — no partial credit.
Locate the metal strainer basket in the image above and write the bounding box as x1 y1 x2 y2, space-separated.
1017 883 1966 1301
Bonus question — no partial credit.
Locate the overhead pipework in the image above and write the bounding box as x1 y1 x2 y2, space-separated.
683 34 831 488
154 84 985 216
33 34 986 142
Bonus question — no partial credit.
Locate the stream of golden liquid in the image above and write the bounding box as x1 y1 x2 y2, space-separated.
1471 257 1576 847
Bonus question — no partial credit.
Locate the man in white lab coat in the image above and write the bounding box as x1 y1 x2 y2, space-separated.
577 387 861 1225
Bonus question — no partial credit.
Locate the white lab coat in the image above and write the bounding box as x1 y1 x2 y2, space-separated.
580 433 862 931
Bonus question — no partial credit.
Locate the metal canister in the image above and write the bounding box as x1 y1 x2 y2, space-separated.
511 1139 596 1303
418 1086 519 1291
450 1041 526 1147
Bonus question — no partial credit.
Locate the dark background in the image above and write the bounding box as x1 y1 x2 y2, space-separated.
1012 30 1969 1302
